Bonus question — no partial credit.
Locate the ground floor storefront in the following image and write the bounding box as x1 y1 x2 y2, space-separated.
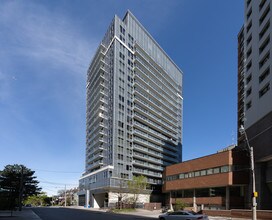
168 186 246 211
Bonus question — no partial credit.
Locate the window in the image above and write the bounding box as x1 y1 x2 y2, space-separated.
246 60 252 71
119 52 125 60
200 170 206 176
118 154 124 160
120 25 125 35
119 35 125 42
207 169 213 175
259 36 270 54
118 129 124 136
246 20 252 33
179 173 184 179
246 87 252 97
259 5 270 25
213 167 220 174
196 188 209 197
247 8 252 20
246 74 252 84
119 95 124 102
246 101 252 110
246 47 252 58
128 34 134 42
259 20 270 40
259 51 270 69
194 171 200 177
259 0 267 11
259 83 270 98
220 166 229 173
246 34 252 46
118 121 124 128
259 67 270 83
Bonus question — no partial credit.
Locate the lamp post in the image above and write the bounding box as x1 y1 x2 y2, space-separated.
239 125 257 220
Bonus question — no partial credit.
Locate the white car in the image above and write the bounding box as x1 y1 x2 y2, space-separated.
159 210 209 220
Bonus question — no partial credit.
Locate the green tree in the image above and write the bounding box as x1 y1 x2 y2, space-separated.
173 200 187 211
0 164 41 211
24 192 51 207
127 175 148 208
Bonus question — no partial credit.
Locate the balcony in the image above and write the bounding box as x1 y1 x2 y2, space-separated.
133 151 163 165
133 106 177 134
133 136 177 158
134 66 179 112
133 144 178 163
132 159 163 171
134 74 178 119
133 168 162 178
134 120 177 145
90 160 103 169
134 44 179 93
133 87 177 124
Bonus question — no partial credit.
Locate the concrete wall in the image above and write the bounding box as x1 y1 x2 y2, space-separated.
108 192 150 204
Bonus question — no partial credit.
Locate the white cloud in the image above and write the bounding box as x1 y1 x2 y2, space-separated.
0 1 97 76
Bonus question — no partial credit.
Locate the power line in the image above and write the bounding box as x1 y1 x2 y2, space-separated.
38 179 78 186
34 168 82 174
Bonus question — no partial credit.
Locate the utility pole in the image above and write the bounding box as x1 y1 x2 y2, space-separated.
239 125 257 220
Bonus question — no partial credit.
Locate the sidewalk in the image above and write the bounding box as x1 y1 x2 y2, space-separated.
0 208 41 220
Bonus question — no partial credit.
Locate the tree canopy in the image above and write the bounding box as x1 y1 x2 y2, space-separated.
127 175 148 207
0 164 41 210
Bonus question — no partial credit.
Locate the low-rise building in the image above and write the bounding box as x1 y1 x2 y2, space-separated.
162 146 249 210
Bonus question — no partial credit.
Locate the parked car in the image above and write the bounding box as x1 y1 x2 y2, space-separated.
159 210 209 220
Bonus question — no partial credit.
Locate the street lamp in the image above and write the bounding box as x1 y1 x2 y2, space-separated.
239 125 257 220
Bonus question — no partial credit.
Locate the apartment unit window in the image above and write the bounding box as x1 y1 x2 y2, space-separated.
246 101 252 110
259 67 270 83
118 154 124 160
259 4 270 25
259 36 270 54
246 74 252 84
247 8 252 20
259 83 270 98
259 0 267 11
246 60 252 71
259 20 270 40
120 25 125 35
247 34 252 46
246 87 252 97
259 51 270 69
246 20 252 33
119 35 125 43
247 0 251 7
246 47 252 58
119 52 125 60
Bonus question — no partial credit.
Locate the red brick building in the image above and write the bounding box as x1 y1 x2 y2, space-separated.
162 147 249 210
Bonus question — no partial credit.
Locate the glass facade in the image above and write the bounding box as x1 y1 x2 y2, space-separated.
79 11 183 206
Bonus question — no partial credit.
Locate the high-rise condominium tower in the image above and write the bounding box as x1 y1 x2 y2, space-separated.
238 0 272 209
78 11 183 208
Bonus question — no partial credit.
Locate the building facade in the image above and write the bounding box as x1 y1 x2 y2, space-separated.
163 147 249 210
238 0 272 209
79 11 183 208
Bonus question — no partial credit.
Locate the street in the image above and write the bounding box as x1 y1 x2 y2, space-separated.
32 207 157 220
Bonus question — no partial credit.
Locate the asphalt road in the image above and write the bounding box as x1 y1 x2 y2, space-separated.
32 207 157 220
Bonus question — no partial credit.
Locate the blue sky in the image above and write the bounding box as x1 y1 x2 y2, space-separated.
0 0 244 195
